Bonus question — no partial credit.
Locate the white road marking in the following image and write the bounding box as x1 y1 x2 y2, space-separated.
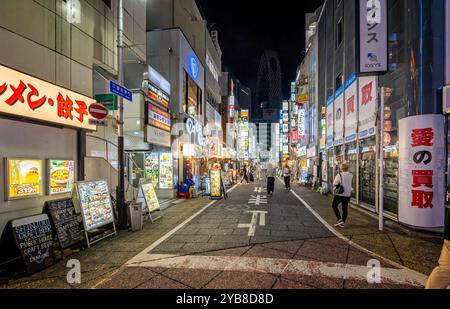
127 254 426 287
237 211 268 236
126 183 240 266
279 177 429 282
248 195 268 205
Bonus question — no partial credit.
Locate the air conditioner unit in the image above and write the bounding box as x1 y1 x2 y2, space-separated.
444 85 450 115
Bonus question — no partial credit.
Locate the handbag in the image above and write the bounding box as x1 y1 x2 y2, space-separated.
334 173 345 195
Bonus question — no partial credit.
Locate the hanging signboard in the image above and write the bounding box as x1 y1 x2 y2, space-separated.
0 64 96 130
326 95 334 148
358 76 377 139
45 198 81 249
210 169 222 199
5 158 43 200
334 86 345 146
76 180 114 232
344 74 358 143
12 214 55 274
398 115 446 228
298 109 305 139
359 0 388 74
48 159 75 195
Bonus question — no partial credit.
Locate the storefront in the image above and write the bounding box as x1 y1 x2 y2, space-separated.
0 64 97 241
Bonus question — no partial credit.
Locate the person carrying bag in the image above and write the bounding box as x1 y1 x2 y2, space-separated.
332 163 353 228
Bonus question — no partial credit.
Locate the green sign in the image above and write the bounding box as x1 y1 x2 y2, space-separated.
95 94 118 111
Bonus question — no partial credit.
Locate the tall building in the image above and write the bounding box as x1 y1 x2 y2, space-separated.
255 50 283 118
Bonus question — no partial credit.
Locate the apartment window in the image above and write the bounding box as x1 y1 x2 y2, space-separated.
102 0 111 9
336 18 343 49
183 71 202 117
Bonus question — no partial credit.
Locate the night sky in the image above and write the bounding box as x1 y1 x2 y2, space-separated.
197 0 323 100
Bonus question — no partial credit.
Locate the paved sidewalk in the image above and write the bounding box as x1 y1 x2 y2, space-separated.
2 197 213 289
287 180 443 276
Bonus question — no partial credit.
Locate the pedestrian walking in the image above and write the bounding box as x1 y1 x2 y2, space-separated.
220 168 229 200
332 163 353 228
266 161 276 196
240 165 249 184
426 185 450 289
283 163 292 190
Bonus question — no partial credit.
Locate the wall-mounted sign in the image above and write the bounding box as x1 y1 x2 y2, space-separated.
344 74 358 143
359 0 388 74
334 86 344 146
148 103 171 132
240 110 249 121
148 65 171 95
0 64 96 130
146 125 171 148
283 101 289 111
298 146 307 157
188 56 199 80
298 109 306 139
5 158 42 200
185 117 207 147
48 159 75 195
147 83 170 109
307 147 317 158
229 96 235 118
399 115 446 228
358 76 377 139
326 95 334 148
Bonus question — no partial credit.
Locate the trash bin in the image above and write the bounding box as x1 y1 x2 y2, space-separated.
128 203 143 231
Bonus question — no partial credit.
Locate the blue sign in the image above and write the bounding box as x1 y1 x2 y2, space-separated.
110 80 132 101
189 56 199 80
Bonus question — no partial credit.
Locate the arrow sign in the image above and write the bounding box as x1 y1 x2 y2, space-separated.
89 103 109 120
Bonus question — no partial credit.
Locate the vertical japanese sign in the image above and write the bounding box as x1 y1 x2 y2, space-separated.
334 86 345 146
326 96 334 149
344 74 358 143
358 76 377 139
298 109 305 139
359 0 388 74
399 115 446 228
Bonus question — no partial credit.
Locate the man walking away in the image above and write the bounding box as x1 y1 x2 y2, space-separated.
426 185 450 289
266 161 276 196
241 165 249 184
332 163 353 228
283 163 292 190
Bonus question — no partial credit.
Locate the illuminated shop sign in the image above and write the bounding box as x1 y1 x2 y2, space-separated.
188 56 199 80
148 104 171 132
148 65 171 95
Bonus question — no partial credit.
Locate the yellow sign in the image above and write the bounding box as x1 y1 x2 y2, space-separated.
210 170 222 198
141 183 161 213
7 159 43 200
48 160 75 195
298 93 309 103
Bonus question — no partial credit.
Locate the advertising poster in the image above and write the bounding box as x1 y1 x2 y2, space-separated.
148 103 171 132
48 160 75 195
6 159 42 200
159 153 173 189
326 96 334 149
358 76 378 139
210 170 222 199
344 74 358 143
77 180 114 232
334 86 344 146
398 115 446 228
141 183 161 213
145 153 159 186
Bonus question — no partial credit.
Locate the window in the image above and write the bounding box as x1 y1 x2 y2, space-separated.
335 73 343 91
336 18 343 49
102 0 111 9
183 71 202 117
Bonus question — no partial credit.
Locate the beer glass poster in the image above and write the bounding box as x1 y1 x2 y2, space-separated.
6 158 43 200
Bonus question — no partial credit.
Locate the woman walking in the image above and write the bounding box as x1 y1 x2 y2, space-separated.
332 163 353 228
241 165 249 184
283 163 292 190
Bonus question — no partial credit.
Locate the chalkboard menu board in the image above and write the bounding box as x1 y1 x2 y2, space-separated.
46 198 81 249
12 214 55 274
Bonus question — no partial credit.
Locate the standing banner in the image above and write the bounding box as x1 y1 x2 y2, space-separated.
334 86 345 146
399 115 446 228
358 76 377 139
326 96 334 149
359 0 388 74
210 169 222 199
344 74 358 143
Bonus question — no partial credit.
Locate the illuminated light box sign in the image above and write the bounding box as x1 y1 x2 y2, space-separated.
148 83 170 109
48 159 75 195
5 158 43 200
0 64 96 130
148 103 171 132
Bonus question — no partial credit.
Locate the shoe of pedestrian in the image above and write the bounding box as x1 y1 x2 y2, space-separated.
334 220 345 228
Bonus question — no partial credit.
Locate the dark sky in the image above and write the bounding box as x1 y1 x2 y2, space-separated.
197 0 323 100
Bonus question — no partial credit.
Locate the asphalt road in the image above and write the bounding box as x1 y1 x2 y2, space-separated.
97 179 427 289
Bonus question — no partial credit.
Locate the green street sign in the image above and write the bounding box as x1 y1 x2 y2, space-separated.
95 93 118 111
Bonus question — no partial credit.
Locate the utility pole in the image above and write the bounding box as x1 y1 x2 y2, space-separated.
379 87 385 231
117 0 126 229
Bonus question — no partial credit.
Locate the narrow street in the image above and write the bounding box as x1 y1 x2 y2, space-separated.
96 180 426 289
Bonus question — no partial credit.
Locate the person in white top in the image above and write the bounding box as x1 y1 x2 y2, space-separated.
266 161 276 196
332 163 353 228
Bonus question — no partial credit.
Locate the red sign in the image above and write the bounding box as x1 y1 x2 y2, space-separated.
89 103 108 120
148 83 170 109
0 64 96 130
148 103 171 132
291 129 299 142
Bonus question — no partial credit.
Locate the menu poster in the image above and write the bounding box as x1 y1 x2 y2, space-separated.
210 170 222 199
6 158 43 200
141 183 161 214
77 180 114 232
48 160 75 195
45 198 81 249
159 153 173 189
12 214 55 274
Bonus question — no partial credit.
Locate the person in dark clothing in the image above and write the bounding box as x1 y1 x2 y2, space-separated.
426 185 450 289
241 166 249 184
